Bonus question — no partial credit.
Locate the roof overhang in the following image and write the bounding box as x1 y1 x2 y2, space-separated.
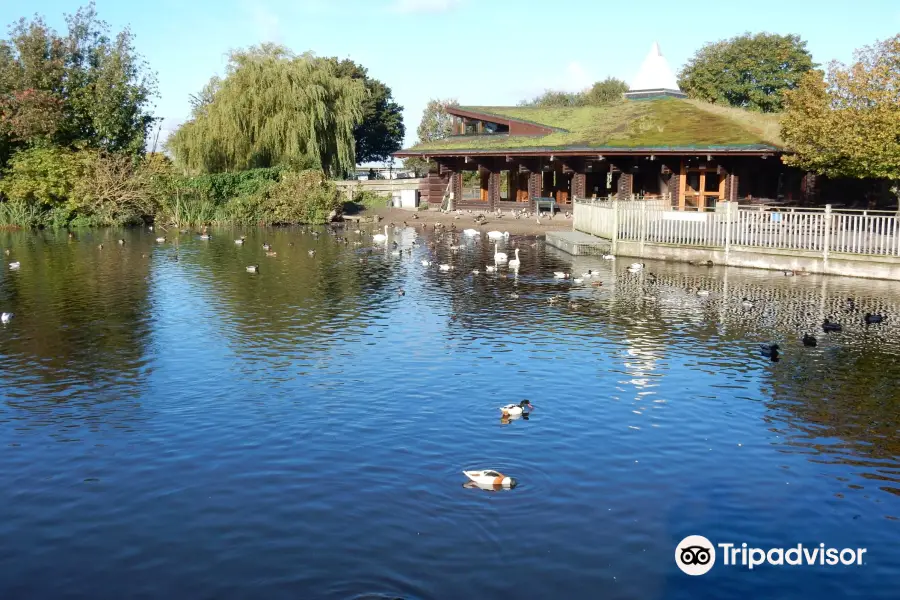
395 147 781 159
445 107 563 135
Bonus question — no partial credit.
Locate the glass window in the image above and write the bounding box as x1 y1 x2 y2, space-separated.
704 174 720 193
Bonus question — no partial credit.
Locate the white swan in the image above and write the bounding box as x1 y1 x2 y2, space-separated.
508 248 520 270
487 231 509 240
421 260 432 267
463 229 480 236
628 262 645 272
373 225 388 243
493 243 508 264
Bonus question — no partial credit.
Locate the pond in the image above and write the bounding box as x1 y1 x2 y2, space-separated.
0 225 897 599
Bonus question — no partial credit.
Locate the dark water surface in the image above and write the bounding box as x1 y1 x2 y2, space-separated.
0 225 898 599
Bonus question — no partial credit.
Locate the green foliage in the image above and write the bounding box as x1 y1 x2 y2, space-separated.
327 58 405 163
167 45 365 177
417 98 458 143
677 32 815 113
519 78 628 108
261 170 342 225
349 189 388 212
0 146 82 210
0 2 157 155
782 35 900 182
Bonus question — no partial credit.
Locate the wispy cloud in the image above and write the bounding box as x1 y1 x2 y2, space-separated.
389 0 464 14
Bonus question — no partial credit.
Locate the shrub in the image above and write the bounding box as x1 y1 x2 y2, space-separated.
262 169 342 224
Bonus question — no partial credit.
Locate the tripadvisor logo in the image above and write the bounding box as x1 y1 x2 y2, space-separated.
675 535 867 575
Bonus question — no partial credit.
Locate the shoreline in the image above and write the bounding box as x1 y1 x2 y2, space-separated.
351 207 573 237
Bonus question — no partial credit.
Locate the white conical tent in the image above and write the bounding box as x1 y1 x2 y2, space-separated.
625 42 686 98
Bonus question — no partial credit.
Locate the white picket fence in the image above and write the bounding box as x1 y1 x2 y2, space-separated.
573 198 900 258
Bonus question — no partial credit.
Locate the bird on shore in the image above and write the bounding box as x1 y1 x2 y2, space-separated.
822 318 842 333
1 312 13 324
802 334 817 347
864 313 885 325
759 343 780 362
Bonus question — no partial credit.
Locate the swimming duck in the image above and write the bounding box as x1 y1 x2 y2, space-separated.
742 297 755 310
266 251 277 257
118 239 126 245
1 312 12 324
308 250 316 257
602 254 615 260
200 234 211 240
627 263 645 273
802 334 817 347
844 298 856 312
8 261 20 270
485 265 497 273
822 319 842 333
98 244 104 250
155 237 166 243
235 237 245 245
581 270 593 278
508 248 521 270
246 265 259 273
487 231 509 240
553 272 570 279
262 243 271 251
573 277 584 284
759 343 780 362
472 269 480 275
462 469 516 488
438 264 452 271
696 289 711 297
398 289 405 297
421 260 432 267
864 313 885 325
499 400 534 417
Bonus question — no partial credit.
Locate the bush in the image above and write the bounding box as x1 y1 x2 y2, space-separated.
262 170 342 225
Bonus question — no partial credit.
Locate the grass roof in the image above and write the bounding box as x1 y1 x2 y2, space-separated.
401 98 784 154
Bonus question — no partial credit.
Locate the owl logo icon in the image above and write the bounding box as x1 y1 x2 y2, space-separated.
676 535 716 575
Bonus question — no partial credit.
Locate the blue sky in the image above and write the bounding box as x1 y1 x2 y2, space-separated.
3 0 900 154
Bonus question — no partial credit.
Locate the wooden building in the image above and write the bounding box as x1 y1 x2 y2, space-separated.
396 43 867 212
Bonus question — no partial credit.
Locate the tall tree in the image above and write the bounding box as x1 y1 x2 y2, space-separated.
0 2 157 158
781 34 900 184
678 33 815 113
167 45 366 177
327 58 404 164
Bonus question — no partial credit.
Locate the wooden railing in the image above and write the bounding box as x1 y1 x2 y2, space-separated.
573 198 900 259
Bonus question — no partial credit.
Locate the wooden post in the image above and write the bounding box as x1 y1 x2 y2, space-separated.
617 171 633 200
528 172 541 213
488 170 500 212
823 204 832 269
572 172 586 201
611 198 620 254
449 171 462 211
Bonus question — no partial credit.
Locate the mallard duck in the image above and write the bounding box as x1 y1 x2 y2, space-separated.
472 269 480 275
508 248 521 270
1 312 13 324
98 244 104 250
262 243 271 251
462 470 516 488
246 265 259 273
802 334 817 347
822 318 842 333
235 237 245 245
499 400 534 417
573 277 584 284
759 343 780 362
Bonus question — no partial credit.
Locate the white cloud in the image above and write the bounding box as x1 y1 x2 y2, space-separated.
389 0 464 14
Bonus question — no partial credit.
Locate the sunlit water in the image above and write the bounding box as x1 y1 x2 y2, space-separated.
0 225 898 599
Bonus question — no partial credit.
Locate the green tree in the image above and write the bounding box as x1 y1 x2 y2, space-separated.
519 90 584 108
167 45 365 178
404 98 458 176
584 77 628 105
782 34 900 184
678 32 815 112
0 3 157 156
327 58 404 164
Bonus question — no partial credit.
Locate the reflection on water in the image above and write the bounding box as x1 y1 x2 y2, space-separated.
0 225 898 599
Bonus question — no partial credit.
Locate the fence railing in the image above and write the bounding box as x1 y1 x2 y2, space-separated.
573 198 900 259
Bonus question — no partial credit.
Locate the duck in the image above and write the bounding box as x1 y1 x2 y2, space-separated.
398 289 406 297
421 260 433 267
390 249 401 257
553 272 570 279
864 313 885 325
696 289 711 297
759 343 780 362
1 312 12 324
782 270 795 277
373 225 389 243
200 234 211 240
462 470 516 488
627 263 645 273
98 244 104 250
493 243 508 264
8 261 20 270
602 254 615 260
581 270 593 278
308 250 316 257
235 237 246 245
471 269 480 275
822 318 842 333
462 228 480 236
155 237 166 243
507 248 521 270
802 334 817 347
485 265 497 273
438 264 453 271
499 400 534 417
246 265 259 273
118 239 126 245
573 277 584 284
266 251 277 257
742 297 755 310
262 243 272 251
844 298 856 312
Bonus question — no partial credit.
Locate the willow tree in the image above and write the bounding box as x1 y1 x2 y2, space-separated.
168 45 365 177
